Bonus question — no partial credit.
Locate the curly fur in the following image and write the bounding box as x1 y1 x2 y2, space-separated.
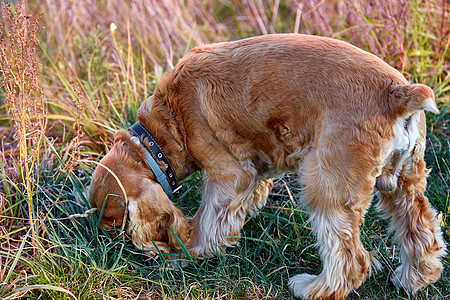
90 34 444 299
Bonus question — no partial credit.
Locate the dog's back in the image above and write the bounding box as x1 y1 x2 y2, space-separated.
149 34 435 174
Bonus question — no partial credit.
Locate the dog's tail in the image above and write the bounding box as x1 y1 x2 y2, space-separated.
387 83 439 116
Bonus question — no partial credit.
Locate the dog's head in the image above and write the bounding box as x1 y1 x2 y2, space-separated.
89 130 191 255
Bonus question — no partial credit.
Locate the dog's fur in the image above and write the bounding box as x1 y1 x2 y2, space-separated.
89 131 192 254
90 34 445 299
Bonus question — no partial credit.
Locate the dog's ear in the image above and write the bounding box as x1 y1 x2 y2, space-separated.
163 207 192 251
388 84 439 115
128 198 172 255
127 181 191 256
128 202 191 255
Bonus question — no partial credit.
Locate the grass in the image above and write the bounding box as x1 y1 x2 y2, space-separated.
0 0 449 299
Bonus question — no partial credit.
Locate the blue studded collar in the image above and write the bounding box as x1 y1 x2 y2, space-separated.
128 122 180 198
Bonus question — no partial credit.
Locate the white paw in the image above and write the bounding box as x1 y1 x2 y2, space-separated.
289 273 317 298
391 265 417 294
189 245 212 258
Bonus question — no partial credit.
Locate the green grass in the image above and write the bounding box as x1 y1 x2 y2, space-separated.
1 0 449 299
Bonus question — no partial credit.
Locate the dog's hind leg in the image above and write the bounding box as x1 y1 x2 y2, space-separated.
377 140 446 293
289 148 375 299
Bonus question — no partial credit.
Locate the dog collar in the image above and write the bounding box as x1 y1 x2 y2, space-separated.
128 122 180 199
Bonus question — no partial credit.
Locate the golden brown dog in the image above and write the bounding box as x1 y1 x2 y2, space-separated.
90 34 445 299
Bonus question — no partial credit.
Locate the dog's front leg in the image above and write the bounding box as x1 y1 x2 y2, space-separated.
189 168 259 257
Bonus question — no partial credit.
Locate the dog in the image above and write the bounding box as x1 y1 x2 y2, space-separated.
89 34 445 299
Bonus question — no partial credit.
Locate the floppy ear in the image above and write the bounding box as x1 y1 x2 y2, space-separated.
389 84 439 115
128 204 191 256
128 199 172 255
164 207 192 252
127 186 191 256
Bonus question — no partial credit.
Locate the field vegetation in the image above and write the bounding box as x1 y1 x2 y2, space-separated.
0 0 448 299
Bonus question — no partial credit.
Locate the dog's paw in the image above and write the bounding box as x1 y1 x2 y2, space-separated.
391 264 418 293
288 274 317 299
188 244 217 258
391 260 443 294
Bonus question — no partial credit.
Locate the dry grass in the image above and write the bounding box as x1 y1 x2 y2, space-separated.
0 0 449 299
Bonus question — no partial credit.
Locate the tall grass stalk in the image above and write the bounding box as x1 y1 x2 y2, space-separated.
0 2 46 252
